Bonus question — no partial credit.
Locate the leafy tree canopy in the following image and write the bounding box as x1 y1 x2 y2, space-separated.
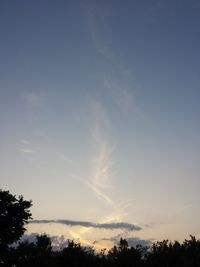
0 189 32 250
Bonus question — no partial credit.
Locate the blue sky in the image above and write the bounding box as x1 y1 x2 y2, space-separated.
1 0 200 249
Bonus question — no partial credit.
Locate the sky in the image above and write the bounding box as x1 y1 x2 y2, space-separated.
1 0 200 250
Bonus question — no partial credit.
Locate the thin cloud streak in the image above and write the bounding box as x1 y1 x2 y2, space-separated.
68 100 138 246
88 100 115 208
30 219 142 231
23 92 45 108
87 3 145 118
87 4 113 62
70 172 114 208
55 152 74 165
20 139 31 145
104 78 133 114
92 132 113 189
86 180 115 208
20 148 35 154
104 77 145 118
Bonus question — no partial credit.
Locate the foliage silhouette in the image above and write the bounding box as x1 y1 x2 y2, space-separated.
5 233 200 267
107 238 143 267
0 189 32 264
8 235 200 267
1 189 200 267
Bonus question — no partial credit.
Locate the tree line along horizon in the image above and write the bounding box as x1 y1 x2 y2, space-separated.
0 188 200 267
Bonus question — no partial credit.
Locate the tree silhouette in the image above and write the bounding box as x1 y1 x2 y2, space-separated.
145 236 200 267
1 188 200 267
0 189 32 263
5 234 200 267
107 238 143 267
35 234 52 267
58 240 96 267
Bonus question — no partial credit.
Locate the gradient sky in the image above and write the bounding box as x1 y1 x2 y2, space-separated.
1 0 200 250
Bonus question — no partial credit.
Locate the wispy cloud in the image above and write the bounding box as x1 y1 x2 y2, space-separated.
65 99 139 247
23 92 44 108
19 138 35 155
105 78 133 114
19 148 35 154
30 219 141 231
86 2 144 119
91 133 113 189
20 232 150 251
68 100 139 247
86 180 115 208
86 2 128 74
104 77 145 118
55 152 74 165
19 233 69 250
70 172 115 210
87 100 116 208
20 233 104 251
87 4 113 62
50 235 69 249
33 129 51 143
20 139 31 145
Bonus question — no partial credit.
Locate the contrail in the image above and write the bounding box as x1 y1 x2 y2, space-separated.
88 100 115 207
70 172 115 208
86 180 115 209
